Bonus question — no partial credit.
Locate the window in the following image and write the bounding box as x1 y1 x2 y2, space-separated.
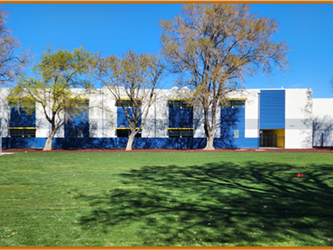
9 128 36 137
70 129 84 138
168 100 192 109
116 99 141 108
168 129 193 138
116 129 142 138
223 100 245 108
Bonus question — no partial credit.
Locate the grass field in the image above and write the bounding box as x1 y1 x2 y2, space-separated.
0 151 333 246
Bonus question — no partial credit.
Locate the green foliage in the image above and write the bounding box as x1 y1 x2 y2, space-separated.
0 152 333 246
9 46 95 150
9 46 94 130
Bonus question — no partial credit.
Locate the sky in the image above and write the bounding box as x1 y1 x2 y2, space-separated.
2 3 333 98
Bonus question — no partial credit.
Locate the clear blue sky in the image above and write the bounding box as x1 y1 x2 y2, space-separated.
2 3 333 98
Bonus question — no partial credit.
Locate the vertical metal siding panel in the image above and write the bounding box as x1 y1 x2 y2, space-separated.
260 90 285 129
10 108 36 127
116 108 142 128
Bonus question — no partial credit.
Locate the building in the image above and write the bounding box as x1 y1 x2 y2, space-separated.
0 87 332 149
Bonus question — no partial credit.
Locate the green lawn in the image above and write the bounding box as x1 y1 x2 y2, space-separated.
0 151 333 246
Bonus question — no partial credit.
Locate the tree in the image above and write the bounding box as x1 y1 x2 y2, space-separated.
9 46 94 151
93 49 165 151
0 6 29 86
160 4 289 150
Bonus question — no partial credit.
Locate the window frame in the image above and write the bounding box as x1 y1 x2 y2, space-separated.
168 129 194 138
9 128 36 138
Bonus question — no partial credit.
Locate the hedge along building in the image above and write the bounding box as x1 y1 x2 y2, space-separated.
0 87 328 150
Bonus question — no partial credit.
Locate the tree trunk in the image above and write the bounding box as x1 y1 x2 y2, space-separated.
126 132 135 151
203 134 215 150
43 131 56 151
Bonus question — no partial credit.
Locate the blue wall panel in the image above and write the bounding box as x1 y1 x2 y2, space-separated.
220 107 249 148
65 108 89 138
117 108 142 128
260 90 285 129
9 107 36 127
2 136 258 149
169 108 193 128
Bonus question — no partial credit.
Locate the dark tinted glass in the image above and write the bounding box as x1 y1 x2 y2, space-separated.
24 129 36 137
181 130 193 137
168 101 180 109
169 130 180 137
10 129 23 137
117 129 129 137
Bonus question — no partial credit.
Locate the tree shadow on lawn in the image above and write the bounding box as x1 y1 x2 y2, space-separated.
76 161 333 246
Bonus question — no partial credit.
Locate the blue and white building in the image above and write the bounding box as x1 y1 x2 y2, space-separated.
0 87 332 149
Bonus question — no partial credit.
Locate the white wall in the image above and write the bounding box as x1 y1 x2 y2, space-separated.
285 89 313 149
88 89 116 138
0 88 10 137
313 98 333 147
244 90 260 138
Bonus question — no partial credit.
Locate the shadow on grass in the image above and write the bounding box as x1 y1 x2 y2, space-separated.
76 161 333 246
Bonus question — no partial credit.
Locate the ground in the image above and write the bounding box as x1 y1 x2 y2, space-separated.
0 150 332 246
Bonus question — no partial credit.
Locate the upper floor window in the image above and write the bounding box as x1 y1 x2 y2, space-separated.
116 99 142 108
223 100 245 109
168 100 192 109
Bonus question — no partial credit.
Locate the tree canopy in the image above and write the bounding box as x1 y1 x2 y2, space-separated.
0 6 29 86
93 49 165 151
160 4 290 150
9 46 94 151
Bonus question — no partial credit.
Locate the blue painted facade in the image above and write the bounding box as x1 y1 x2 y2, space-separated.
2 137 259 149
117 108 142 128
260 90 285 129
65 107 89 138
169 108 193 128
3 90 276 149
220 107 258 148
9 107 36 127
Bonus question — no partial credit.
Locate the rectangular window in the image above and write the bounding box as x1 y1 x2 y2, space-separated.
168 100 192 109
117 129 128 137
10 129 36 137
222 100 245 109
169 129 180 137
24 129 36 138
77 129 83 138
168 129 193 138
10 129 23 137
168 100 181 109
116 129 142 138
116 99 141 108
71 129 76 138
181 129 193 137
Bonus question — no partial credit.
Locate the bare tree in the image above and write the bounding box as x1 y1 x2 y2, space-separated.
160 4 290 150
93 49 165 151
0 6 29 86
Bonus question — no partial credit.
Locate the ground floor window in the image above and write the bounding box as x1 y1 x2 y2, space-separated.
71 129 83 138
168 129 193 138
9 128 36 137
116 129 142 138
